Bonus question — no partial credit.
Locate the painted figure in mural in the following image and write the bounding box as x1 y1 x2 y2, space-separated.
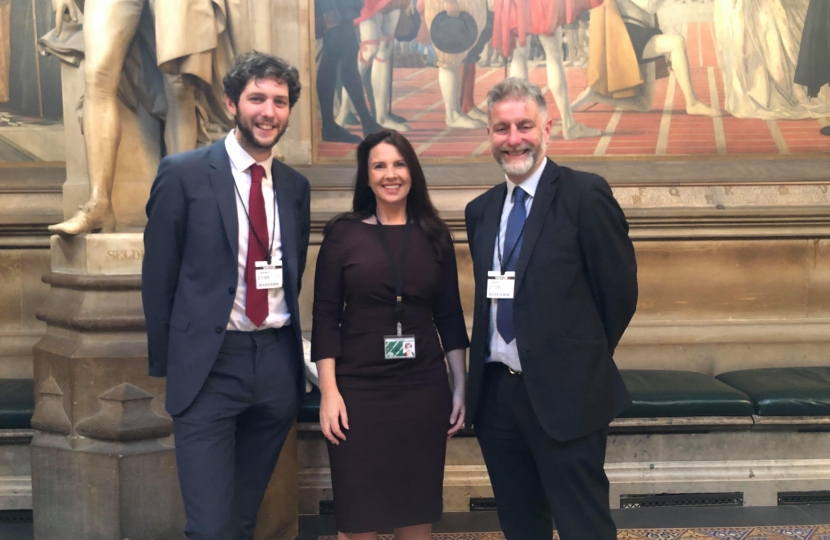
570 0 719 117
0 0 8 105
316 0 384 143
423 0 490 129
48 0 245 235
714 0 830 120
335 0 412 131
492 0 601 140
795 0 830 104
563 12 589 67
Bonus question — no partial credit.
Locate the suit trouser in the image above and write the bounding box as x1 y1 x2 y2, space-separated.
173 327 299 540
475 363 617 540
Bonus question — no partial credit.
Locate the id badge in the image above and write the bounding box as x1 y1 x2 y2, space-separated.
487 271 515 299
255 260 283 290
384 335 416 359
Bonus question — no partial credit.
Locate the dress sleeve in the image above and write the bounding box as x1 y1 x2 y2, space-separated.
311 222 346 361
432 232 470 353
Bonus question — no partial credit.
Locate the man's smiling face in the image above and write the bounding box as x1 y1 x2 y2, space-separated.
488 98 553 183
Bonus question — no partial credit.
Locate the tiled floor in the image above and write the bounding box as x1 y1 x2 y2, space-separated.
4 505 830 539
317 22 830 161
298 506 830 539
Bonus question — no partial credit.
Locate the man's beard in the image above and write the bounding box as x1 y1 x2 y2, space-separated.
494 143 541 177
235 112 287 151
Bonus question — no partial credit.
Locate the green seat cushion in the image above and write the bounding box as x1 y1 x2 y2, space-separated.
298 388 321 423
0 379 34 429
619 370 754 418
716 367 830 416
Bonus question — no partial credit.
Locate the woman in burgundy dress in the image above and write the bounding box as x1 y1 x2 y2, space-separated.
311 130 469 538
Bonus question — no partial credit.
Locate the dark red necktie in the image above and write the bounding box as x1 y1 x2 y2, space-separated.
245 164 269 327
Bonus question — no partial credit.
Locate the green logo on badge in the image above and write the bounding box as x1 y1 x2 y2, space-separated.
386 340 404 357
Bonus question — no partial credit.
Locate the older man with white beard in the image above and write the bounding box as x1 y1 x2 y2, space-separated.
464 77 638 540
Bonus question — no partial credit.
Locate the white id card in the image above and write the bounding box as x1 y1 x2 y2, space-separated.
255 260 283 290
486 271 515 299
384 335 416 359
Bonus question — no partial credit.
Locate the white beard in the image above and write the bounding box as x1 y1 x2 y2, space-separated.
496 147 539 177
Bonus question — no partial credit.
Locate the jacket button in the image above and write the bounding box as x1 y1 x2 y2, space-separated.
215 327 224 334
229 287 236 294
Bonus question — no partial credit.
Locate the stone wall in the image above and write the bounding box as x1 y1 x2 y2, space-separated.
0 166 61 379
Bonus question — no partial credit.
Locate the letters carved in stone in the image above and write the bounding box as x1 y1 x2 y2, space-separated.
107 249 144 261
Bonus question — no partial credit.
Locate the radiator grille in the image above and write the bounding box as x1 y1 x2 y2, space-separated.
469 497 498 511
779 491 830 505
319 500 335 515
620 492 744 508
0 510 33 524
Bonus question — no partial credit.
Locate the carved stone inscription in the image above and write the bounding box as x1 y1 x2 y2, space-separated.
107 249 144 261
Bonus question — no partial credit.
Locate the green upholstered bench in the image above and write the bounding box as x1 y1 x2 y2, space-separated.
0 379 34 430
298 370 759 431
716 367 830 417
619 370 755 418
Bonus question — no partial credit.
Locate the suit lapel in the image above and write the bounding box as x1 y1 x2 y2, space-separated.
515 160 559 291
272 161 297 296
208 142 239 256
476 184 507 309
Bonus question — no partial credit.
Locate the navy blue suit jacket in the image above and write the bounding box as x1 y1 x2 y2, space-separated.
142 140 311 416
465 161 637 441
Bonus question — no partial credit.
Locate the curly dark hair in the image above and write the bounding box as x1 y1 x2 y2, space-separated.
223 52 302 108
325 129 450 257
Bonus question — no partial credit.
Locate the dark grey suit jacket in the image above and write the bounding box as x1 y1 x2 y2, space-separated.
142 140 311 416
465 160 637 441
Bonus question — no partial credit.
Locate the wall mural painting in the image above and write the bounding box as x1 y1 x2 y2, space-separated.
0 0 65 163
314 0 830 161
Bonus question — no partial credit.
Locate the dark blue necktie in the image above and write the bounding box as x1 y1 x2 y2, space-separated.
496 187 528 344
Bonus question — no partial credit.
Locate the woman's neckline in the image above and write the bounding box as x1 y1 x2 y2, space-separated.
360 219 407 226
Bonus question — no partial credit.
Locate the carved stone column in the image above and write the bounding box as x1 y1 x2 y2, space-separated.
31 233 298 540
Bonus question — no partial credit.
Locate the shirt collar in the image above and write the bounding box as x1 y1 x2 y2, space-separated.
505 157 546 202
225 130 274 180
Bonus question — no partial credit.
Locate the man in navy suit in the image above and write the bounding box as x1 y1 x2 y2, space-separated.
465 78 638 540
142 52 311 540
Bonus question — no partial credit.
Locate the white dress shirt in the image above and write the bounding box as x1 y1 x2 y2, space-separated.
487 157 547 372
224 131 291 331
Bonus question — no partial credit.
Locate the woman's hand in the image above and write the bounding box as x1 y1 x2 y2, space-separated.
320 389 349 445
447 387 466 438
316 358 348 445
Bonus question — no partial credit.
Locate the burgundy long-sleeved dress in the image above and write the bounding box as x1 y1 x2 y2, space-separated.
311 218 469 533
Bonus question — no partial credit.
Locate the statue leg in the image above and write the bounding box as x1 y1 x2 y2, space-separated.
50 0 144 235
539 30 600 140
642 34 719 116
163 73 198 155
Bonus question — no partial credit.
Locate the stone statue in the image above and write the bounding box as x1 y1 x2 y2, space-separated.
47 0 247 235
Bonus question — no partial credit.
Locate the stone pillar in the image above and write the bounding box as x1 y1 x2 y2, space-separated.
31 233 298 540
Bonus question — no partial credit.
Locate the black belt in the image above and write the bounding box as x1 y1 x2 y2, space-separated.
487 361 522 376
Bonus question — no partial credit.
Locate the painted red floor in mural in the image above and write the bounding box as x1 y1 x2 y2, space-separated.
317 22 830 161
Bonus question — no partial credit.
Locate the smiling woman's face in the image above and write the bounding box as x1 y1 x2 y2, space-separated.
368 142 412 209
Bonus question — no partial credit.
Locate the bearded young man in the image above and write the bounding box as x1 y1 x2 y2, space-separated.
142 52 310 540
464 77 638 540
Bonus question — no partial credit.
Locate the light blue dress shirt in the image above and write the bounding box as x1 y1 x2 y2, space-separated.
487 158 547 373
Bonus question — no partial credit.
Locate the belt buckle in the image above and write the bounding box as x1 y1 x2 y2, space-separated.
508 367 521 376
